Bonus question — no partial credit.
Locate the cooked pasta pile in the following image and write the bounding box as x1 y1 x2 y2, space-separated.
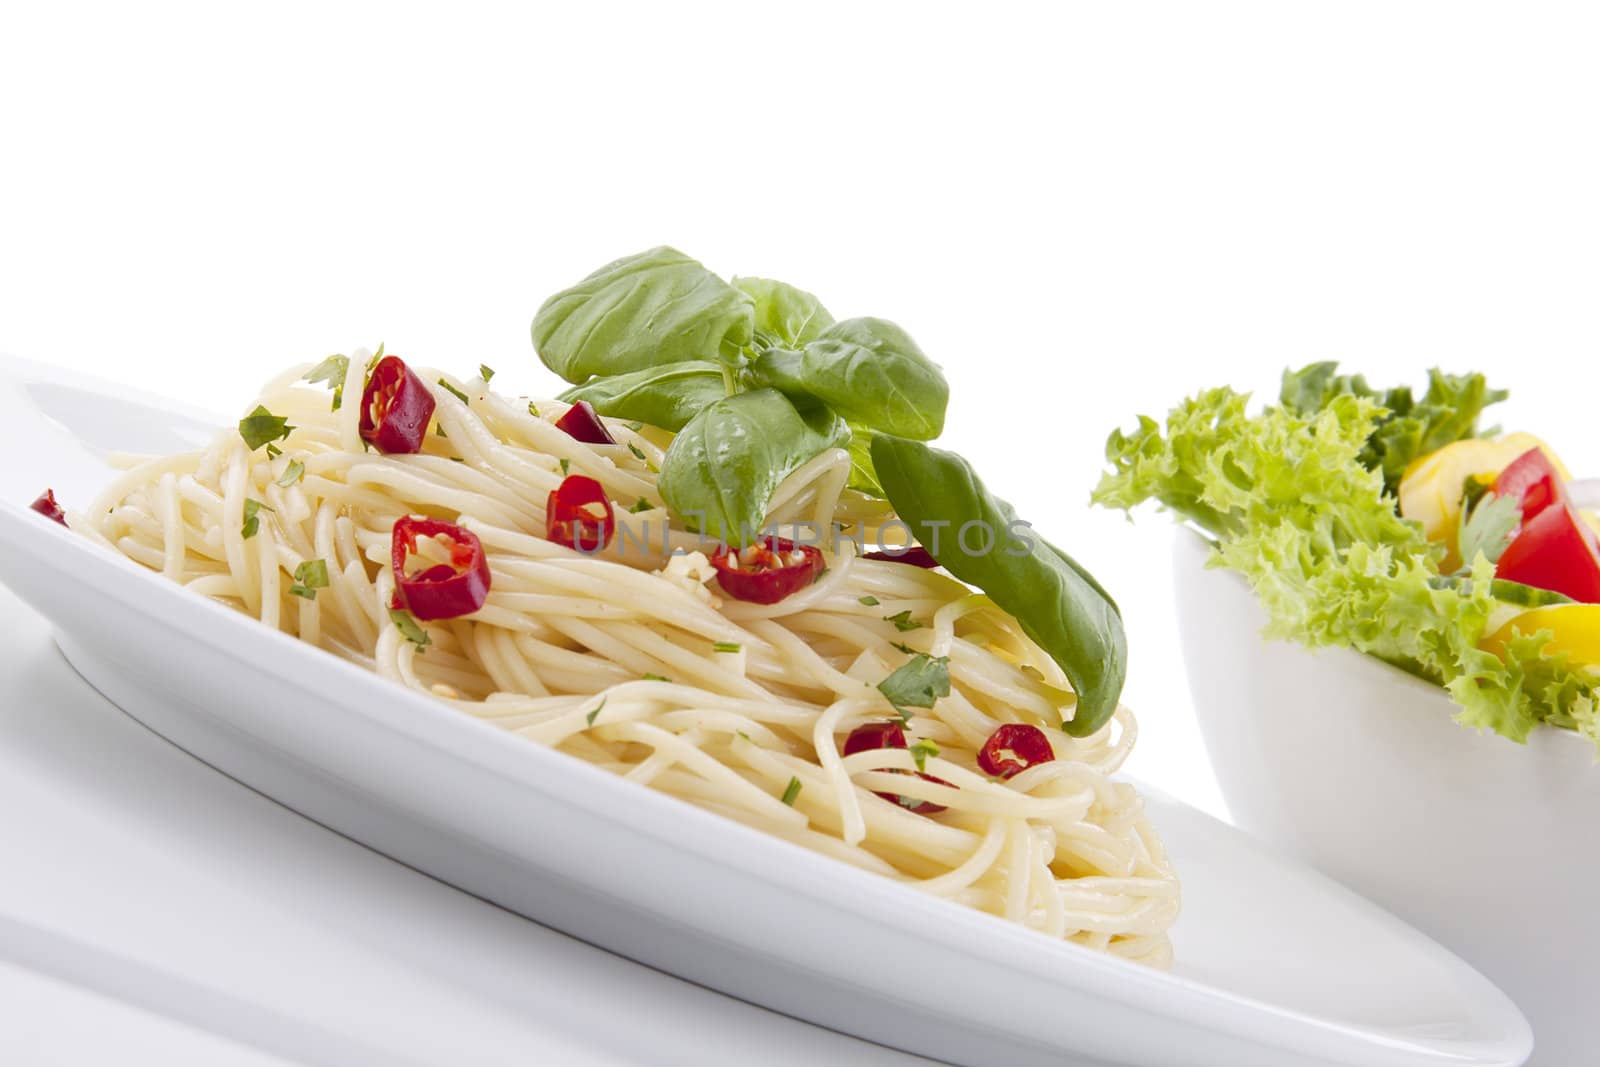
75 350 1179 964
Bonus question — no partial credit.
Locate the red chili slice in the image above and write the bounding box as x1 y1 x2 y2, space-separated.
554 400 616 445
978 723 1056 779
360 355 437 454
390 516 491 620
710 537 826 604
842 720 951 814
546 475 615 553
29 489 67 526
863 545 939 569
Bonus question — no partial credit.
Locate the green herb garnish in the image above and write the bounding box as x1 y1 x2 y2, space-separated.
586 698 606 726
877 653 950 721
479 364 495 383
628 442 647 462
559 458 571 477
630 498 655 513
388 608 431 649
909 738 940 773
780 777 802 806
239 406 294 452
712 641 741 653
858 595 880 606
304 355 349 411
643 673 672 683
438 378 471 405
241 498 272 539
885 610 922 632
288 558 330 600
275 459 305 487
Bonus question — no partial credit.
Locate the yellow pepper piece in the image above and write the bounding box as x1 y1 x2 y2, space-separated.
1482 604 1600 665
1397 433 1565 571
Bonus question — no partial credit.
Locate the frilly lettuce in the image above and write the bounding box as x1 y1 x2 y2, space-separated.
1094 378 1600 748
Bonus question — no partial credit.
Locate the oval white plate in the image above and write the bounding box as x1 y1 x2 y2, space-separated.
0 355 1532 1067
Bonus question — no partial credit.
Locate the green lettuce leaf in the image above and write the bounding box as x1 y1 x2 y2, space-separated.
1094 384 1600 749
1279 362 1508 493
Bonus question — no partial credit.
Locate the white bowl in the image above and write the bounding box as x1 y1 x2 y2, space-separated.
1174 530 1596 1065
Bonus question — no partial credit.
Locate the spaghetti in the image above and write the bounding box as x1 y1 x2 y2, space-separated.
74 350 1179 965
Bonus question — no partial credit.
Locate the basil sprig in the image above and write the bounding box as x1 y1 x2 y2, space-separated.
871 435 1127 737
532 247 951 542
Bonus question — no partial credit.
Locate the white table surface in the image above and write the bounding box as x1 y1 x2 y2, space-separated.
0 582 935 1067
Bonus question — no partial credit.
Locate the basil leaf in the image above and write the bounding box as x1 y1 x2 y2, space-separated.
845 423 886 498
558 361 727 432
871 435 1126 736
659 388 847 545
532 246 755 383
732 276 835 347
748 318 947 440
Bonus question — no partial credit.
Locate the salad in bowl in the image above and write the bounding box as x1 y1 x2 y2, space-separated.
1095 363 1600 1063
1096 362 1600 747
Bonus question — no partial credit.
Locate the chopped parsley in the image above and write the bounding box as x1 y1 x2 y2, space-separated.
388 608 431 649
265 443 283 459
909 738 940 773
288 558 330 600
275 459 306 487
238 405 294 452
628 442 647 462
712 641 742 653
559 458 571 477
479 364 495 383
241 498 272 539
528 401 540 418
303 354 349 410
781 777 802 806
437 378 471 405
630 498 655 513
625 420 644 432
586 698 606 726
643 673 672 683
858 595 880 606
877 653 951 721
885 610 922 632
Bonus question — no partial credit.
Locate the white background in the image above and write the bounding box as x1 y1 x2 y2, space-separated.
5 2 1600 816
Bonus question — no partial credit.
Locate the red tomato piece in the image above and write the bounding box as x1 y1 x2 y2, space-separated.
1496 502 1600 603
1494 447 1564 523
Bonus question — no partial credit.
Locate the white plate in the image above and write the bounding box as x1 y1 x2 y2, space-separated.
0 355 1532 1067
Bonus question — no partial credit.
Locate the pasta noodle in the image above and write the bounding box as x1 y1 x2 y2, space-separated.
79 351 1179 965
